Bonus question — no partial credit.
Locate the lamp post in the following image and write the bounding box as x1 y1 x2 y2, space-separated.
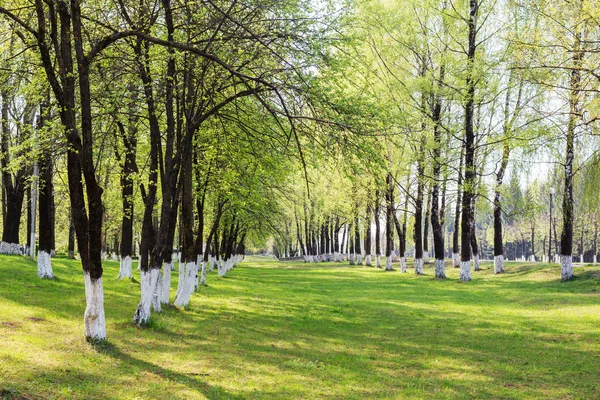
549 187 555 263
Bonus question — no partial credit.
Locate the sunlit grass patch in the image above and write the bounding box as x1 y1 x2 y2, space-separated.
0 256 599 399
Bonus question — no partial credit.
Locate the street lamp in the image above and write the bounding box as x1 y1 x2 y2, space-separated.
549 187 555 263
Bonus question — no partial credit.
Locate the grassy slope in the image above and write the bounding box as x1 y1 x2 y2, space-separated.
0 256 599 400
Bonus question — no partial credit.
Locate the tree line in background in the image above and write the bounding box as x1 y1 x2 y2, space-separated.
0 0 599 341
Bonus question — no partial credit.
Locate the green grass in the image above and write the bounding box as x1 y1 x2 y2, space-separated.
1 255 599 399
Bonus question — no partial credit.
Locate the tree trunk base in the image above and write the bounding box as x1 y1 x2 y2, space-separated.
459 260 471 282
365 254 372 266
356 254 363 265
84 273 106 340
0 241 22 255
435 259 446 279
385 256 394 271
561 255 573 281
37 250 54 279
423 251 429 264
118 256 133 279
452 253 460 268
160 261 172 304
376 255 381 268
473 255 480 271
494 255 504 274
415 258 423 275
400 256 406 273
134 269 160 325
174 262 198 307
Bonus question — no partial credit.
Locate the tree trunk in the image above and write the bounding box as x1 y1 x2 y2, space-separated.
37 106 54 279
385 173 394 271
374 193 382 268
560 29 582 281
459 0 479 282
365 204 372 266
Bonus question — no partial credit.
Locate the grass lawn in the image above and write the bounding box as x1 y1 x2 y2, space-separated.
1 255 599 399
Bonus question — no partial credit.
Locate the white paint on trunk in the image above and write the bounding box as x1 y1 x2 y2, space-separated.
0 241 22 255
376 255 381 268
111 252 119 261
579 254 583 264
365 255 372 266
357 254 363 265
160 261 172 304
209 257 216 272
174 261 198 307
400 256 407 273
494 255 504 274
415 258 423 275
434 259 445 279
37 250 54 279
385 256 394 271
459 260 471 282
133 269 160 325
153 273 163 312
200 261 207 286
452 253 460 268
83 273 106 340
473 255 480 271
561 255 573 281
175 262 185 299
118 256 133 279
333 252 340 262
594 255 597 264
349 253 355 265
423 251 429 264
529 255 536 262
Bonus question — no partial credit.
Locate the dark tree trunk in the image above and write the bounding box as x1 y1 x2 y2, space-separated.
375 193 381 257
414 160 424 274
559 30 582 280
68 214 75 258
38 115 54 256
385 173 395 271
0 93 27 247
354 214 361 264
423 187 431 261
365 204 372 264
459 0 479 282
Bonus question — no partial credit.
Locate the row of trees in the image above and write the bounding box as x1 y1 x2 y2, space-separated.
1 0 599 341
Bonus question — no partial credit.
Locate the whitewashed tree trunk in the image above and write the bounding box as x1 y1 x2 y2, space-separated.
117 256 133 279
83 273 106 340
594 255 597 264
200 261 207 286
400 256 406 273
333 251 340 262
153 273 163 313
452 253 460 268
494 255 504 274
473 255 480 271
175 261 185 299
349 253 355 265
459 261 471 282
209 257 216 272
160 261 172 304
385 256 394 271
376 255 381 268
357 254 363 265
174 261 198 307
434 259 445 279
133 269 160 325
37 250 54 279
423 251 429 264
561 255 573 281
365 254 372 266
0 241 22 255
415 258 423 275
